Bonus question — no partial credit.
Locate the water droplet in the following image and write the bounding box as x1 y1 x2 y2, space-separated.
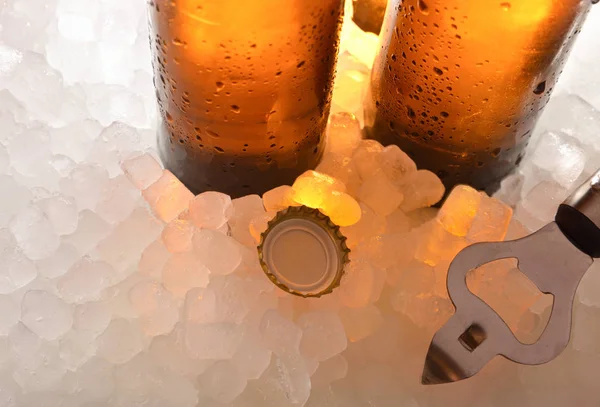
214 146 225 153
433 67 443 76
533 81 546 95
500 2 511 10
492 147 502 157
417 0 430 14
231 105 240 113
206 130 220 138
216 82 224 91
165 112 173 123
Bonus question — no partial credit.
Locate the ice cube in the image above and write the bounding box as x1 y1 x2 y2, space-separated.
529 131 586 188
229 195 266 247
36 194 78 236
231 330 272 380
95 207 163 275
60 163 110 211
6 126 51 176
138 238 170 280
255 352 311 406
59 329 97 370
189 191 234 230
340 204 386 248
315 152 360 192
10 324 67 392
249 211 276 244
260 309 303 355
467 195 513 243
386 209 412 234
162 218 194 253
129 280 168 315
536 93 600 150
64 209 111 255
21 290 73 340
57 257 113 303
325 112 362 156
437 185 482 237
390 261 435 320
129 280 179 337
398 170 445 212
193 229 243 275
162 251 210 298
338 260 374 308
0 175 32 226
517 181 569 228
184 322 244 360
49 120 102 162
4 52 65 125
198 361 248 403
76 358 115 402
380 145 417 185
72 300 113 336
142 170 194 223
96 174 141 224
494 172 524 208
311 354 348 388
414 221 468 267
92 122 141 163
183 287 217 325
320 190 362 227
9 204 60 260
357 170 404 217
121 152 163 191
331 64 368 121
0 144 9 174
352 140 384 180
291 170 346 209
0 295 20 335
338 304 384 342
0 230 37 294
262 185 298 212
208 276 253 324
96 318 143 364
297 311 347 361
0 386 16 407
149 329 215 377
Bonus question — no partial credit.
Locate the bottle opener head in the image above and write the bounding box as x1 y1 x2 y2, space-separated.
422 170 600 385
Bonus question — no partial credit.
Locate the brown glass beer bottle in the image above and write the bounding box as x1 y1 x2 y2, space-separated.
148 0 344 197
364 0 592 193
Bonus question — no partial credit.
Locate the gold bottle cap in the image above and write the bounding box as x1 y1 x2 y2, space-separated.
258 206 350 298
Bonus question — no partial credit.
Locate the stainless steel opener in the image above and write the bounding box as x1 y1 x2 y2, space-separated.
422 169 600 385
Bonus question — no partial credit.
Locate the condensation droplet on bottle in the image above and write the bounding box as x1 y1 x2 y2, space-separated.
500 2 511 10
433 67 443 76
165 112 173 123
533 81 546 95
206 130 220 138
216 81 224 92
231 105 240 113
417 0 430 15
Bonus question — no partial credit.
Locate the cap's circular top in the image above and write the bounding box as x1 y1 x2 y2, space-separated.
258 206 350 298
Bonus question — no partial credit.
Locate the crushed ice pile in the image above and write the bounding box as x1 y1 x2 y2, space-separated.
0 0 600 406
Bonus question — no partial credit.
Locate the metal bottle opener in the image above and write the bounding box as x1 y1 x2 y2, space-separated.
422 169 600 385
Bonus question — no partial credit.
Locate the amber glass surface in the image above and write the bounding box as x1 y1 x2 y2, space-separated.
352 0 389 34
364 0 591 193
149 0 344 197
